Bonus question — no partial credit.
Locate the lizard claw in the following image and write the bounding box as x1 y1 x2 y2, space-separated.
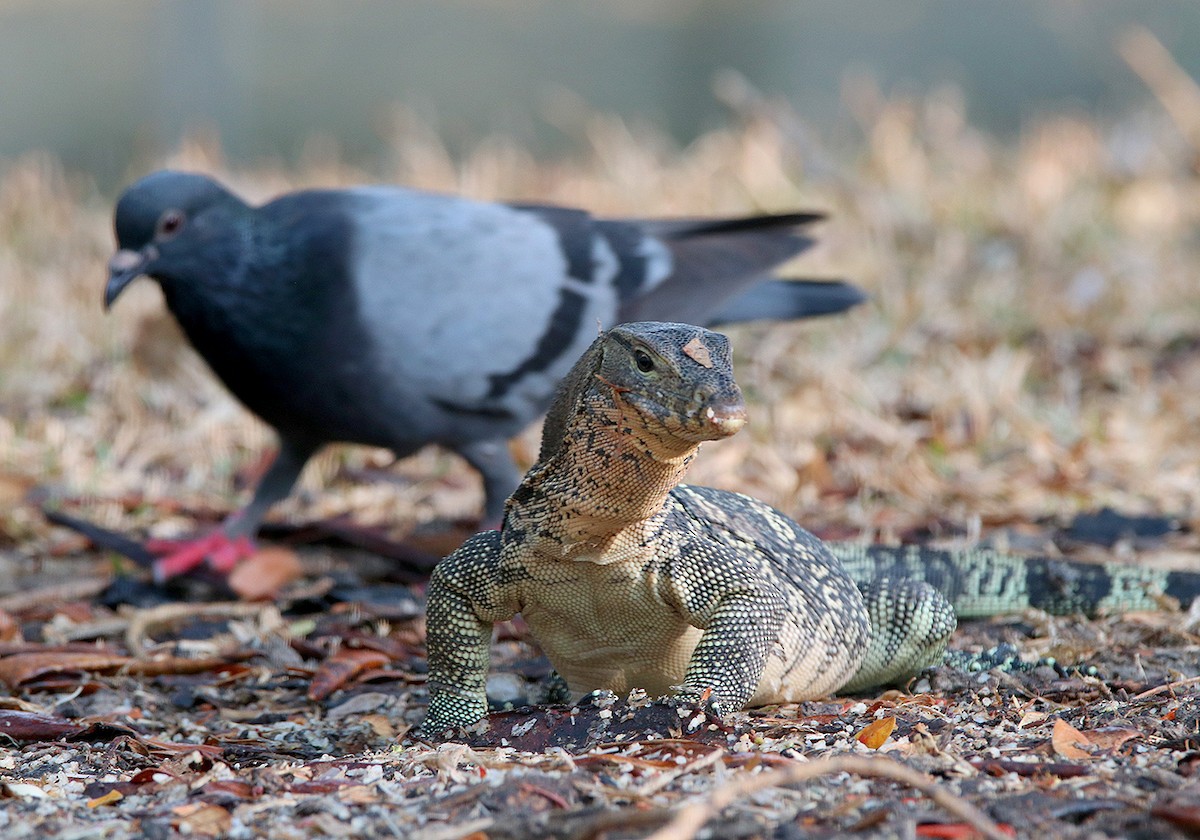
672 686 726 718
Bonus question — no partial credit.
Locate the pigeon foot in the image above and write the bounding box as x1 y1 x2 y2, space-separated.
145 532 257 582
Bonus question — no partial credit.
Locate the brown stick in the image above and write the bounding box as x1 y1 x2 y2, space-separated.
0 578 111 613
632 747 726 798
1131 674 1200 701
1119 26 1200 153
125 602 272 652
643 754 1010 840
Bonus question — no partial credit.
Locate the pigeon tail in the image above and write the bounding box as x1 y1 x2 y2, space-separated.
706 279 867 326
619 215 827 326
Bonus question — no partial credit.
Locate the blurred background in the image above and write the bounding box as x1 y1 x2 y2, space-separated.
3 0 1199 186
3 0 1200 554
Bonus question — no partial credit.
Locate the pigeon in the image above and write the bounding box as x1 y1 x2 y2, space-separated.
104 170 864 579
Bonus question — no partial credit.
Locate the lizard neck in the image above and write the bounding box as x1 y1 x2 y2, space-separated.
509 388 698 557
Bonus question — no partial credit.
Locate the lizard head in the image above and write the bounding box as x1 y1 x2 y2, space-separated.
599 321 747 444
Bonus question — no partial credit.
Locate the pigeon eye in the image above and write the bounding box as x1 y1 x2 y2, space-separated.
634 350 655 373
156 210 185 239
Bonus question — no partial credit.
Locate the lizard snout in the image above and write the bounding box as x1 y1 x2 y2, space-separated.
700 397 747 436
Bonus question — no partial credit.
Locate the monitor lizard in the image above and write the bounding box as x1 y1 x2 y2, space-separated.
421 321 1199 733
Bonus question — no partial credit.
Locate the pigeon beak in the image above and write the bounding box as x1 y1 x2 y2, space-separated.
104 248 150 309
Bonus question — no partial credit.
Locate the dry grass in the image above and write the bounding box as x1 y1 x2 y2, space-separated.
3 84 1200 557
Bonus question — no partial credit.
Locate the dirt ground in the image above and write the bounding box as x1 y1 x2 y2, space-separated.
2 67 1200 838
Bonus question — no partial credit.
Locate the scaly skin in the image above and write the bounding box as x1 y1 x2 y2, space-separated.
423 322 955 733
826 543 1200 620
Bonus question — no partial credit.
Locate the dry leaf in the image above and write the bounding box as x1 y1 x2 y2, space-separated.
200 780 259 800
1152 801 1200 832
856 715 896 749
337 785 381 804
87 789 124 808
1051 718 1092 760
1017 709 1048 729
917 823 1016 838
0 611 16 644
0 708 85 741
172 803 232 837
1085 727 1142 752
228 546 303 600
682 336 713 368
362 713 396 739
0 651 131 688
0 472 32 507
308 648 392 701
3 783 48 799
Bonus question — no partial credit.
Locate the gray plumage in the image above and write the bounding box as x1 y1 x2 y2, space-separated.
104 170 864 547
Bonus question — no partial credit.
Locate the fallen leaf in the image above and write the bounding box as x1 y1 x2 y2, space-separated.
0 651 130 688
682 336 713 368
289 780 353 795
172 803 232 837
326 690 391 720
970 758 1090 778
87 789 124 808
917 823 1016 838
83 781 143 799
127 658 251 679
228 546 303 600
0 708 85 741
0 472 32 507
308 648 392 701
1151 802 1200 832
0 610 18 643
856 715 896 749
3 783 48 799
337 785 381 804
362 713 396 739
1017 709 1048 729
1051 718 1092 760
129 768 179 785
1085 727 1141 752
139 737 224 759
199 780 260 801
916 825 976 839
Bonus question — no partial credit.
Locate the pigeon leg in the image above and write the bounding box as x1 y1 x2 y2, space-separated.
455 439 522 526
147 439 318 581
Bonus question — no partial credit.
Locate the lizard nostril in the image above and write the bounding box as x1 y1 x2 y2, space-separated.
703 400 747 435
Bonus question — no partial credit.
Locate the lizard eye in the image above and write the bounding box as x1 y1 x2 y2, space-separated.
634 350 655 373
156 209 185 239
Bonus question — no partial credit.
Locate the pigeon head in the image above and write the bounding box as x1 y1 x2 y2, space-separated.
105 171 249 309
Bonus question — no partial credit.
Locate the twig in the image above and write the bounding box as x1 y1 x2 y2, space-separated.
0 578 111 613
643 754 1010 840
1118 26 1200 153
568 807 672 840
407 816 494 840
47 617 131 643
1131 674 1200 701
632 747 726 798
125 602 270 652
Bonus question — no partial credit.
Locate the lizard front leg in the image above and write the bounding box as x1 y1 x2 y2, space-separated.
666 546 788 714
422 530 518 733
